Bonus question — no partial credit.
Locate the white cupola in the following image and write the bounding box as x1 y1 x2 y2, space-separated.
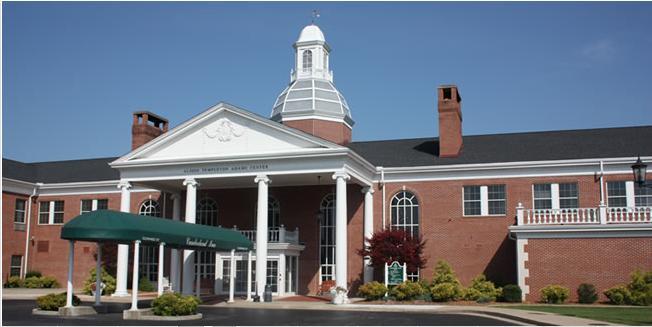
271 24 354 145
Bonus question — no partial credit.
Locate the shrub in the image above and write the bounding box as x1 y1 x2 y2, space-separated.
628 269 652 306
4 276 23 288
358 229 427 276
82 267 116 295
540 285 570 304
604 285 631 305
36 292 81 311
25 271 42 278
151 293 201 316
389 281 425 301
429 260 462 302
577 283 598 304
463 274 501 302
23 276 59 288
476 295 493 304
501 284 522 303
358 281 388 301
138 277 155 292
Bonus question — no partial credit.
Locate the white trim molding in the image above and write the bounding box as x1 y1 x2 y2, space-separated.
516 238 529 301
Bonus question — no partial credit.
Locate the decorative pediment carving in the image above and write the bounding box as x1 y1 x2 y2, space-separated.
202 118 246 142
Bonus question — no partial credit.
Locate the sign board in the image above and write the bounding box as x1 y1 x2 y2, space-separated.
384 261 407 286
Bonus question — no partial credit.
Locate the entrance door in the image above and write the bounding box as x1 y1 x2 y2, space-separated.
223 258 280 295
285 256 298 294
195 251 215 293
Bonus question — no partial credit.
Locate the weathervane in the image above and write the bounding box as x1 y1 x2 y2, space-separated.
312 10 320 24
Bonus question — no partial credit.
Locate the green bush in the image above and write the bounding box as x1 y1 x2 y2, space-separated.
151 293 201 316
82 267 116 295
389 281 425 301
604 285 631 305
23 276 60 288
25 271 42 278
577 283 598 304
430 260 462 302
540 285 570 304
138 277 155 292
476 295 493 304
500 284 522 303
463 274 501 302
4 276 23 288
357 281 388 301
628 270 652 306
36 292 81 311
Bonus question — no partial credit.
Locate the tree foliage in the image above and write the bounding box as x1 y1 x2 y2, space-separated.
357 229 426 274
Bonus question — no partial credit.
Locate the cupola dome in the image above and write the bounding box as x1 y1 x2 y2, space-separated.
296 24 326 43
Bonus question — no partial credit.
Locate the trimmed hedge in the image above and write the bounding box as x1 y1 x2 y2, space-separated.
25 271 42 278
389 281 425 301
4 276 23 288
4 276 59 289
463 274 501 302
604 285 630 305
501 284 522 303
604 268 652 306
358 281 388 301
430 260 462 302
577 283 598 304
36 292 81 311
540 285 570 304
151 293 201 316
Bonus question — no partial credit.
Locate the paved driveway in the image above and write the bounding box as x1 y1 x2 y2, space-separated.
2 300 517 326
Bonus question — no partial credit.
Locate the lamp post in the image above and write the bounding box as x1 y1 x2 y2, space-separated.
632 156 651 188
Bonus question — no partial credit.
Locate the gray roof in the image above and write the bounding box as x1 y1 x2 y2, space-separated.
3 126 651 184
3 157 119 183
348 125 652 167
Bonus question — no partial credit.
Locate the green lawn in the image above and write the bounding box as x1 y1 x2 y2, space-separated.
503 305 652 326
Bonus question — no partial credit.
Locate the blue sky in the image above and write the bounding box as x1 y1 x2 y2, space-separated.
3 2 652 162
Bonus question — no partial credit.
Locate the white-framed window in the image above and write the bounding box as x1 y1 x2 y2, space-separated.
390 191 420 237
138 199 161 217
196 197 218 279
268 197 280 229
14 199 26 224
80 199 108 214
319 194 336 282
533 183 578 210
38 200 64 225
10 255 22 277
608 181 652 207
302 50 312 72
197 198 218 226
463 185 506 216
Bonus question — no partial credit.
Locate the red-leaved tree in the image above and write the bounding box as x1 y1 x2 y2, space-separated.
357 229 426 275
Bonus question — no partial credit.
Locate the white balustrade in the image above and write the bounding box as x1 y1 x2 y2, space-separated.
238 226 300 244
607 207 652 223
517 206 652 226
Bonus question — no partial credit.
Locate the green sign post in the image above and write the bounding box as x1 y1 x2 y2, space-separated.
385 261 406 286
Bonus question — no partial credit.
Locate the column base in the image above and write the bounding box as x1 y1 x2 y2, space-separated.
111 290 131 297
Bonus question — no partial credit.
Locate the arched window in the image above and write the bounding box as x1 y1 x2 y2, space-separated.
138 199 161 217
390 191 420 238
302 50 312 72
319 194 336 282
196 198 218 279
390 191 420 281
268 197 280 229
138 199 161 283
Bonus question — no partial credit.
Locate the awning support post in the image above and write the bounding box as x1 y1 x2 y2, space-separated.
157 242 165 296
246 250 252 301
95 243 102 306
66 240 75 308
130 240 140 311
228 249 235 303
195 268 200 298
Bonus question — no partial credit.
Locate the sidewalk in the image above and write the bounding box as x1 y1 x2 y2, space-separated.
217 299 614 326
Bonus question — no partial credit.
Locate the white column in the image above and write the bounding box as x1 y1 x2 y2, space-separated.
95 243 102 305
332 172 350 289
113 181 131 297
182 178 199 295
157 243 165 296
254 175 270 298
278 253 286 295
246 250 252 301
170 193 181 293
228 249 236 303
214 253 222 294
66 240 75 308
130 240 140 310
362 186 374 284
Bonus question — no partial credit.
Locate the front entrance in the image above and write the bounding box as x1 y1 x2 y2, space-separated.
218 255 298 296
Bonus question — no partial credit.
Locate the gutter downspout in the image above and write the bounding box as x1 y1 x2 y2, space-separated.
380 167 386 230
23 183 41 278
599 160 605 205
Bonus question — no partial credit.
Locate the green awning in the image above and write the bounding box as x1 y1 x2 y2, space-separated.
61 210 252 251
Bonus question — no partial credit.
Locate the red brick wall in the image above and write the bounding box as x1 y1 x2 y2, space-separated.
2 192 30 282
525 237 652 302
284 119 352 145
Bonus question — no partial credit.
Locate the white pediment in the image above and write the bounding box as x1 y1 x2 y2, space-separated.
119 103 339 163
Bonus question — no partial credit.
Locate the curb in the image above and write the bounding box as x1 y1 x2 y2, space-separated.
460 310 555 326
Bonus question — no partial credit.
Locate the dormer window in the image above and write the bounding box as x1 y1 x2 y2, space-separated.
302 50 312 72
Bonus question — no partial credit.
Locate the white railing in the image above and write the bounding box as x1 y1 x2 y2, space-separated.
516 203 652 226
236 225 300 244
607 207 652 223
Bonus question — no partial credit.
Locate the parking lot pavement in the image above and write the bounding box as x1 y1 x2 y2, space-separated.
2 300 519 326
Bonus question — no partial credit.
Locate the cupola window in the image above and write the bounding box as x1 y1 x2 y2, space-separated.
302 50 313 72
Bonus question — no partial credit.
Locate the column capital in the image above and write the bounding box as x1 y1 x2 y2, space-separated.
254 174 271 184
361 186 375 194
183 178 200 187
332 171 350 181
134 240 141 245
117 181 132 190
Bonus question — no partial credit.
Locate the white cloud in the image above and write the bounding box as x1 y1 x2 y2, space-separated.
580 39 616 63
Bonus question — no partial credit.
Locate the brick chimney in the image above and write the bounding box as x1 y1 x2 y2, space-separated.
132 111 169 150
438 85 463 158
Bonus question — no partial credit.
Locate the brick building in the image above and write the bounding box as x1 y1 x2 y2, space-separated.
3 24 651 302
